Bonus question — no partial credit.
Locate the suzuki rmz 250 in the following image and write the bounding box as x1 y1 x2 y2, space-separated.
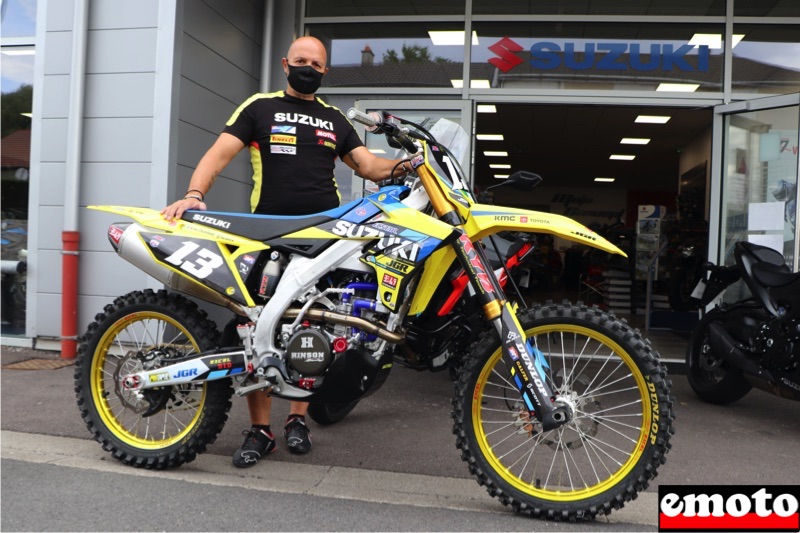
687 241 800 404
75 109 674 521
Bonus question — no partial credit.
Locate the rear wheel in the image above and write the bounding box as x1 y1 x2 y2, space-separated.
686 309 752 405
74 289 233 469
307 401 360 425
452 301 674 520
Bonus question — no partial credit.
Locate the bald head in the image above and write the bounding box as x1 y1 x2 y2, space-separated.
285 36 328 71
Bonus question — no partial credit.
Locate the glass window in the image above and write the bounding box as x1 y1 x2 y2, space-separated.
731 25 800 96
719 104 799 305
1 0 36 335
308 24 466 89
471 23 725 93
734 0 800 17
0 0 38 38
472 0 725 16
306 0 465 17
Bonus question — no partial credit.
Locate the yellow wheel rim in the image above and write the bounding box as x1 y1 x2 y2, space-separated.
90 312 207 449
472 324 652 502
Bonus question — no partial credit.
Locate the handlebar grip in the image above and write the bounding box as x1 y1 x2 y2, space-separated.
347 108 380 133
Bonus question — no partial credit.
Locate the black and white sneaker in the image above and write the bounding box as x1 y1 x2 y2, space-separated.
232 428 275 468
284 416 312 454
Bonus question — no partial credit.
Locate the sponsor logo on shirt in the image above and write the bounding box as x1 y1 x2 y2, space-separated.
316 130 337 141
270 134 296 144
271 125 297 134
318 139 336 150
273 112 334 131
271 145 296 155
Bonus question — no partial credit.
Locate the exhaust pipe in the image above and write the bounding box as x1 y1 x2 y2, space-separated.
113 223 246 316
706 322 800 400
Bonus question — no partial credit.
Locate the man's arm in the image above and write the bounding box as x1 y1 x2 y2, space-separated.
343 145 412 183
161 132 246 220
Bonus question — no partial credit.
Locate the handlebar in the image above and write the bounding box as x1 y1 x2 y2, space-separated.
347 108 420 153
346 108 381 132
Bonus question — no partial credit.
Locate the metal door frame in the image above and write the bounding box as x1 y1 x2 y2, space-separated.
709 93 800 270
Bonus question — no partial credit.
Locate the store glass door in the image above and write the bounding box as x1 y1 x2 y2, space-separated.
349 100 472 199
710 94 800 291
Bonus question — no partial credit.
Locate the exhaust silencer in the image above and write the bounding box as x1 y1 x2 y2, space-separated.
111 223 246 315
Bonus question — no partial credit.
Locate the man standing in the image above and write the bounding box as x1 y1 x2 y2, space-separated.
162 36 411 467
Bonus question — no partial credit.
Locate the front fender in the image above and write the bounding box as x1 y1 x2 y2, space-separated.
465 203 627 257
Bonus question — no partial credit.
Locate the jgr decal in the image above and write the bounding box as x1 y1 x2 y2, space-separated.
164 241 224 279
331 221 421 261
273 112 333 131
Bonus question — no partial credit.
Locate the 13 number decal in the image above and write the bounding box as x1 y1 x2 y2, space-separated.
164 241 223 279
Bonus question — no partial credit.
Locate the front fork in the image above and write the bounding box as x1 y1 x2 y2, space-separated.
451 230 570 431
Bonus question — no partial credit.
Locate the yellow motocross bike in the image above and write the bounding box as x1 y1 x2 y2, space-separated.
74 109 673 521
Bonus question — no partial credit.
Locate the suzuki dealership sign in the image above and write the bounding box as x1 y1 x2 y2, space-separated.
488 36 710 73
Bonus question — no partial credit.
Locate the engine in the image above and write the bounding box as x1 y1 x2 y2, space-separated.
280 272 392 383
285 326 335 376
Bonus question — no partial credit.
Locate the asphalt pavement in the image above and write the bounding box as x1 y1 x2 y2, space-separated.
2 342 800 531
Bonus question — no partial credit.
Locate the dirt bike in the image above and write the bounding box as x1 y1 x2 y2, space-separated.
307 172 542 424
74 109 674 521
686 241 800 404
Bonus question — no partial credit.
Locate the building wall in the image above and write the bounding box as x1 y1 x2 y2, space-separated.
29 0 166 339
176 0 264 215
28 0 269 340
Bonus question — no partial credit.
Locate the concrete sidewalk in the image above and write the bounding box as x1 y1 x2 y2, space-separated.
2 339 800 523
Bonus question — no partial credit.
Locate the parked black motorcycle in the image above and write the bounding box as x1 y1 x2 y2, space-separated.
686 241 800 404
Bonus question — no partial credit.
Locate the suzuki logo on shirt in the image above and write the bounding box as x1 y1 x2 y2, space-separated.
274 112 334 131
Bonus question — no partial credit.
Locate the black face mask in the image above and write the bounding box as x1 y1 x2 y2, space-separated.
286 64 324 95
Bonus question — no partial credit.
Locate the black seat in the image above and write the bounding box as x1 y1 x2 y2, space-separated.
180 200 361 242
752 261 800 288
181 210 334 242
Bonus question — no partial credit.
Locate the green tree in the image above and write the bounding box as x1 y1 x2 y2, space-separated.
382 44 449 64
1 84 33 138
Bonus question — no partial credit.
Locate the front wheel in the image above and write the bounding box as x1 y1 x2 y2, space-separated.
74 289 233 469
452 301 674 521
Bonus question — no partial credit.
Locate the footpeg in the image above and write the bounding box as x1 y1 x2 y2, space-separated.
234 378 275 397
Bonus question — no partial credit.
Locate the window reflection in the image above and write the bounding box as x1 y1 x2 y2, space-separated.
471 23 725 92
0 0 38 38
732 25 800 95
308 24 466 88
1 0 36 335
306 0 465 17
472 0 725 16
720 105 799 295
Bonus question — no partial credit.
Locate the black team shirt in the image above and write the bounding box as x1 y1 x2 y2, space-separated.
223 91 364 216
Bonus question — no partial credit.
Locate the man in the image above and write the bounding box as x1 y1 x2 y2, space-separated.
161 36 411 467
